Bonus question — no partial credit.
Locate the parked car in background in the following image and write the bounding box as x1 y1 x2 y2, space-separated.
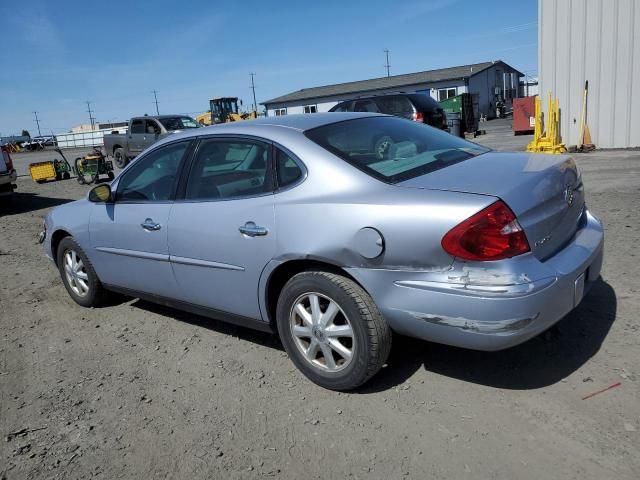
41 113 604 390
0 146 17 206
330 93 448 129
103 115 199 168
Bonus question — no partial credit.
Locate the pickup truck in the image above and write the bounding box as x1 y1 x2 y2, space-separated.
0 147 17 206
103 115 199 168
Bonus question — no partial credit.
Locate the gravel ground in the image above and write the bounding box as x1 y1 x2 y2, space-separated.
1 121 639 479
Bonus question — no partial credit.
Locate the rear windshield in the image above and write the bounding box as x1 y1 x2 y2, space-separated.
305 116 489 183
158 116 199 130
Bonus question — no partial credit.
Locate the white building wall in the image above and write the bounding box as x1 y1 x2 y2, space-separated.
539 0 640 148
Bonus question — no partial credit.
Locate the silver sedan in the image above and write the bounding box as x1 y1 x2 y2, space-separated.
41 113 604 390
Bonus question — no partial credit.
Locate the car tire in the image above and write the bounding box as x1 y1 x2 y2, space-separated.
114 148 127 168
276 271 391 391
57 237 107 308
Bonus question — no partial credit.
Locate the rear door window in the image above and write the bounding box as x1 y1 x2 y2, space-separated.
331 101 352 112
185 139 273 200
353 99 380 113
145 120 161 134
375 96 414 115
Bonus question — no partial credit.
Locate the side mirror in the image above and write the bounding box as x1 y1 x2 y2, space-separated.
89 184 113 203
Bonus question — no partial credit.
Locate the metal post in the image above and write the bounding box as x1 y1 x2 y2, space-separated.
384 49 391 77
33 111 42 136
86 101 96 130
153 90 160 115
250 73 257 112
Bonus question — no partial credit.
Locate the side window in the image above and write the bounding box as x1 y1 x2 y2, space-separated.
145 120 161 134
353 100 379 113
130 120 144 134
276 149 303 189
332 102 351 112
376 96 413 115
117 141 189 202
185 139 273 201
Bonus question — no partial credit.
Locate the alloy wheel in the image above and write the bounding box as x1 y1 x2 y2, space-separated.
63 249 90 297
289 292 354 372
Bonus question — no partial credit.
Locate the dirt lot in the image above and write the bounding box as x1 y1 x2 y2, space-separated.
1 123 639 479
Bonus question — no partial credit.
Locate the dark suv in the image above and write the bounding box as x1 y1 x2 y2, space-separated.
329 93 447 129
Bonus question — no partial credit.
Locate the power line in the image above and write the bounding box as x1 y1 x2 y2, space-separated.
33 111 42 136
384 49 391 77
86 101 96 130
152 90 160 115
249 73 257 112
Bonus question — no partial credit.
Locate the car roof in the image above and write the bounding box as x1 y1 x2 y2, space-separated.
147 112 386 149
202 112 383 132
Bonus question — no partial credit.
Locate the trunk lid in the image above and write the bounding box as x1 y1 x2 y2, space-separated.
398 152 585 260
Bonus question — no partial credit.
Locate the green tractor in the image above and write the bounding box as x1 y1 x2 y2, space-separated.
73 148 115 185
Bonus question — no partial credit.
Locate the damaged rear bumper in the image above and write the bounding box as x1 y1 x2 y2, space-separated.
347 209 604 351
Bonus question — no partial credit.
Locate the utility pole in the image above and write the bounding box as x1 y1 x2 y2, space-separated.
384 49 391 77
33 111 42 136
249 73 257 112
86 101 96 130
152 90 160 115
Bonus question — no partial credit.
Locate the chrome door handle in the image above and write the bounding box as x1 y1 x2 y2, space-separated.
141 218 161 231
239 221 268 237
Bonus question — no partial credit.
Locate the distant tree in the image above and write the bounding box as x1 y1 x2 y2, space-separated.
21 130 31 138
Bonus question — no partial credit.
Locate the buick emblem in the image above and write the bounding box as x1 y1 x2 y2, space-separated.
564 185 575 207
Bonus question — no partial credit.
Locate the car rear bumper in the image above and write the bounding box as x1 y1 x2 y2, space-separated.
347 209 604 351
0 171 17 195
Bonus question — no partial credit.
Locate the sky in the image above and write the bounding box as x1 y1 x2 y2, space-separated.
0 0 538 136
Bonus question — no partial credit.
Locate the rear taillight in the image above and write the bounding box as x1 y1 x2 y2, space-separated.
2 150 13 171
412 111 424 122
442 200 530 261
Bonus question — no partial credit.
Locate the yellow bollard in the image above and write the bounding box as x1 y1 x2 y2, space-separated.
526 92 566 154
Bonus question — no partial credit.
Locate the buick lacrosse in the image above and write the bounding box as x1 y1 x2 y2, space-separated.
41 113 604 390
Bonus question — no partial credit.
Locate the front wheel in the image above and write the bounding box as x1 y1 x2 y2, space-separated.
57 237 107 307
276 271 391 391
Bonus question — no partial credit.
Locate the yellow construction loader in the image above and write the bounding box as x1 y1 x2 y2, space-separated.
208 97 257 124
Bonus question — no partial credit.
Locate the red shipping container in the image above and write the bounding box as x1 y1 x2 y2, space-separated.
513 96 536 135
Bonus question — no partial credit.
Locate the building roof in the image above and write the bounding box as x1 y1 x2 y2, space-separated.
263 61 521 106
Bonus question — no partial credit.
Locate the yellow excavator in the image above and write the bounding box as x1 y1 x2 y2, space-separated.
197 97 257 125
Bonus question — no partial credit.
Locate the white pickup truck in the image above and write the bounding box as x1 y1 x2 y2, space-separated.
0 147 17 206
103 115 199 168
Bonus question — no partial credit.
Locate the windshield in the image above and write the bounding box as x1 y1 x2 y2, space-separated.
158 116 199 130
305 116 489 183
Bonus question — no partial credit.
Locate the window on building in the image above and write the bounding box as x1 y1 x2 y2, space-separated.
437 88 457 101
274 108 287 116
303 105 317 114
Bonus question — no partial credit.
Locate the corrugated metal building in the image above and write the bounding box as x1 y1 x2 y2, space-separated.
262 61 523 119
539 0 640 148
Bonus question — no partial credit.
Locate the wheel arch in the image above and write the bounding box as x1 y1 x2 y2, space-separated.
263 258 364 331
50 229 72 266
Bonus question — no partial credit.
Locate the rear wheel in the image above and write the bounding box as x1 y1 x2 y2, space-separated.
113 148 127 168
57 237 107 307
276 271 391 391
